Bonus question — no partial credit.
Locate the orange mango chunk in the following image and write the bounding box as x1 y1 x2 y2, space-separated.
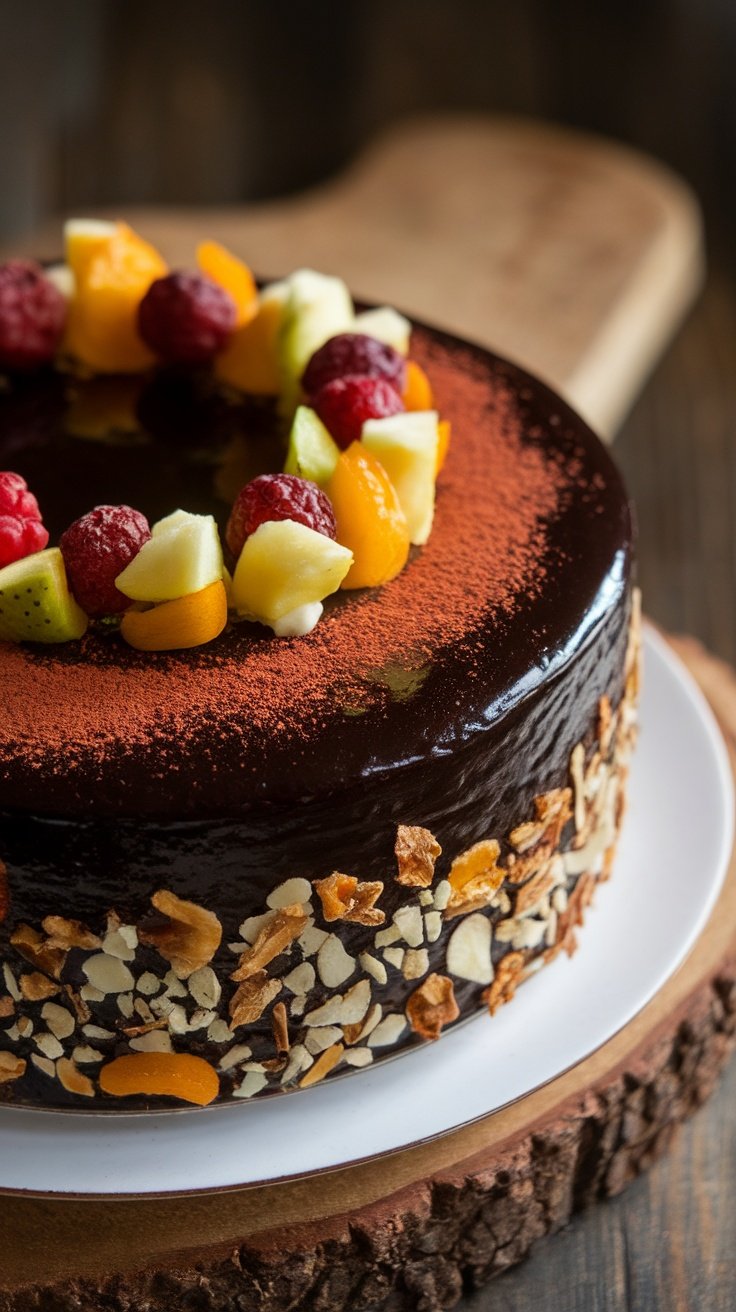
120 580 228 651
402 360 434 411
436 419 451 474
100 1051 219 1106
196 240 258 328
327 443 410 589
64 222 167 374
215 291 284 395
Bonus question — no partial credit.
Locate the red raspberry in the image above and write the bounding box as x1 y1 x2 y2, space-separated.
312 375 404 448
0 261 66 371
226 474 336 560
0 471 49 568
137 272 237 365
302 333 406 397
59 505 151 617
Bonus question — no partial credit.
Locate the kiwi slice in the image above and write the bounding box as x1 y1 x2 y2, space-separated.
0 548 88 643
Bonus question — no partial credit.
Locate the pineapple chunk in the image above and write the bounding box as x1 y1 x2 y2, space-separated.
231 519 352 624
361 411 439 545
116 511 224 603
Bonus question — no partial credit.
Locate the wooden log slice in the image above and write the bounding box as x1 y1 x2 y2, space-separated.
0 636 734 1311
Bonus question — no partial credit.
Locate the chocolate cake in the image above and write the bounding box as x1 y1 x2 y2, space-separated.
0 317 639 1110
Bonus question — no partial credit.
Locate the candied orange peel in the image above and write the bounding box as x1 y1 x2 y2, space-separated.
120 580 228 652
99 1051 220 1106
313 872 385 925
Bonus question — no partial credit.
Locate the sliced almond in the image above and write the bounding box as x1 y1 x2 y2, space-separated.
359 952 387 985
392 905 424 947
56 1057 95 1098
367 1013 407 1048
446 913 493 984
230 905 307 982
0 1051 26 1084
20 972 59 1002
229 972 281 1028
299 1042 344 1088
41 1001 76 1040
317 935 356 989
82 954 135 995
267 878 312 909
283 961 316 994
188 965 221 1010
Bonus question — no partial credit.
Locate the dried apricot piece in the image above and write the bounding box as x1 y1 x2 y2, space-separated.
99 1051 220 1106
196 240 258 328
64 221 167 374
215 283 286 395
120 580 228 652
402 360 434 411
327 443 409 589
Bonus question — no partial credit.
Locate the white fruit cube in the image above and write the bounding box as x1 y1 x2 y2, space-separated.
231 519 353 623
352 307 411 355
115 511 224 602
361 411 440 545
279 270 354 410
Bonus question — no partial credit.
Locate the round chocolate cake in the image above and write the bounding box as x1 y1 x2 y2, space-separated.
0 315 639 1110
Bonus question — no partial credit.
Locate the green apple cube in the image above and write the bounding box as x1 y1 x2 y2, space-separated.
278 270 354 412
0 548 88 644
231 519 353 623
115 510 224 602
284 406 340 487
362 411 440 545
353 306 411 355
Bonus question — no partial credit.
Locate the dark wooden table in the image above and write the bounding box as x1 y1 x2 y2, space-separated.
463 270 736 1312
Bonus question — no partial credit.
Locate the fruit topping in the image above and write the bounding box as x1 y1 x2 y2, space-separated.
278 269 354 412
302 332 406 398
226 472 337 560
63 219 167 373
59 504 151 616
137 271 237 365
436 418 452 473
327 444 410 589
196 241 258 327
312 375 404 449
0 261 67 371
115 509 224 603
120 579 228 651
362 411 440 545
0 547 88 644
0 471 49 568
231 519 352 625
99 1051 220 1106
402 360 434 411
284 406 340 487
352 306 411 355
216 279 288 396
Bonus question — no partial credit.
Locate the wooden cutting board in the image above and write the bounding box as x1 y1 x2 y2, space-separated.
17 114 703 438
0 119 718 1310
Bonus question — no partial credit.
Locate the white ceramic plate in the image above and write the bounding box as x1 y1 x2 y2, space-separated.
0 626 732 1198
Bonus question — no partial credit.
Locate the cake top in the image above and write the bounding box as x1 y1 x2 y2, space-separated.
0 225 632 817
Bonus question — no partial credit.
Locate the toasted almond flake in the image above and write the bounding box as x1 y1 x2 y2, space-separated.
133 997 155 1023
16 1016 33 1038
343 1047 373 1067
418 890 434 907
267 878 312 909
284 961 316 994
30 1054 56 1079
545 909 558 947
304 978 371 1028
19 972 59 1002
56 1057 95 1097
129 1030 174 1054
117 993 135 1019
374 925 401 949
433 881 451 911
5 1024 19 1042
136 972 161 997
368 1014 407 1047
238 911 276 944
207 1019 234 1045
150 996 175 1020
424 911 442 943
392 905 424 947
82 954 135 995
3 963 21 1001
33 1031 64 1060
343 1003 382 1045
552 887 568 913
72 1045 104 1064
43 916 101 952
299 1042 344 1087
570 743 586 832
80 983 105 1004
298 923 329 957
446 914 493 984
280 1043 313 1085
218 1043 253 1071
189 1008 216 1031
139 890 222 980
402 948 430 980
64 986 91 1025
290 993 307 1017
188 966 222 1010
272 1001 289 1054
163 971 188 998
483 950 525 1015
305 1025 343 1055
0 1051 26 1083
229 972 281 1028
231 905 307 982
166 1004 190 1035
10 925 65 979
359 952 387 985
317 935 356 988
383 946 405 971
82 1023 115 1040
406 973 459 1041
102 927 138 962
234 1069 269 1098
496 917 547 951
394 825 442 887
0 995 13 1019
41 1002 75 1040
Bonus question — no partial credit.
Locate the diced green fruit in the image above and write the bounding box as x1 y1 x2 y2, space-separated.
0 548 88 644
278 270 354 413
353 307 411 355
284 406 340 486
231 519 353 623
116 510 224 602
362 411 439 545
